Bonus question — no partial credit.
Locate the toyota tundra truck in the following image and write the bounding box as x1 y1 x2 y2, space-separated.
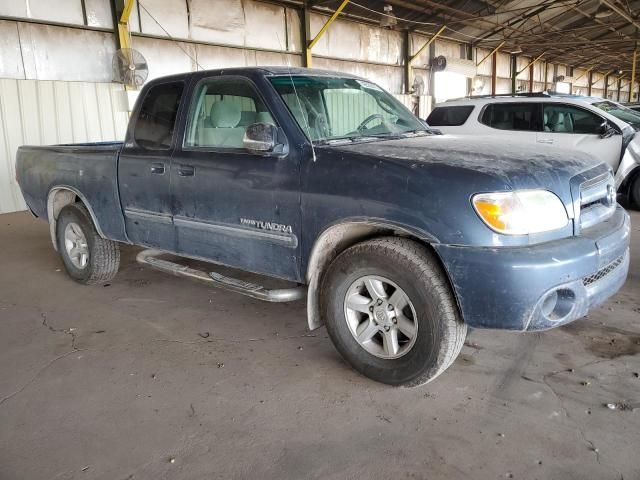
15 67 630 386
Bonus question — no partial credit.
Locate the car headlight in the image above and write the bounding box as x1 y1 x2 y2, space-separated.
472 190 568 235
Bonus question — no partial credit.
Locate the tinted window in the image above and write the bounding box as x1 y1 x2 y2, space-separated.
543 104 603 134
592 101 640 130
480 103 539 131
184 77 275 149
426 106 474 126
134 82 183 150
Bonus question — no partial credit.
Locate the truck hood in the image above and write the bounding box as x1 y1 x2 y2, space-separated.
326 133 605 191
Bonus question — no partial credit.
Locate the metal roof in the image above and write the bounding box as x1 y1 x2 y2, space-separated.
295 0 640 74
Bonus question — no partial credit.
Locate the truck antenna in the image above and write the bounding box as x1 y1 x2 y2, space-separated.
276 33 316 162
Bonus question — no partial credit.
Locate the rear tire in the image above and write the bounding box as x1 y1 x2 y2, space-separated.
320 237 466 387
56 203 120 285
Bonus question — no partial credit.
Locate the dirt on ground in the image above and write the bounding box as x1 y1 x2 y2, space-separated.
1 211 639 480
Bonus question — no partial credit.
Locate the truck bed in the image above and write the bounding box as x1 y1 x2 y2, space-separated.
16 142 128 242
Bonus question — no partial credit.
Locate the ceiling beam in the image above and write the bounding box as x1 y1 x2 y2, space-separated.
601 0 640 31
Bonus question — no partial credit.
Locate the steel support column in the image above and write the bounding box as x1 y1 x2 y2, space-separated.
403 29 411 94
491 51 497 95
511 54 517 94
632 48 637 103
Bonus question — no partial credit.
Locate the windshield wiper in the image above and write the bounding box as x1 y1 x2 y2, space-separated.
401 129 434 136
316 135 379 145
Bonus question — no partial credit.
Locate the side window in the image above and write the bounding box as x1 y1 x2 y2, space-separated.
480 103 539 131
543 104 603 134
184 77 275 149
426 106 474 126
133 82 184 150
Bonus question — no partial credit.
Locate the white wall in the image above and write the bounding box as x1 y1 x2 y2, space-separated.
0 80 128 214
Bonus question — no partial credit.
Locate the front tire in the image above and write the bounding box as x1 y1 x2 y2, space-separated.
56 203 120 285
320 237 466 387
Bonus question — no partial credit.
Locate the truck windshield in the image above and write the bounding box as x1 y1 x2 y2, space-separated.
592 100 640 131
269 75 427 143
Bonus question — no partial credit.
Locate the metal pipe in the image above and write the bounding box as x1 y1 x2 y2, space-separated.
306 0 349 67
601 1 640 31
573 66 595 82
477 41 505 67
517 51 545 76
410 25 446 64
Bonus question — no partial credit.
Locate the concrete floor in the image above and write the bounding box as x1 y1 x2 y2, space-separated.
0 211 639 480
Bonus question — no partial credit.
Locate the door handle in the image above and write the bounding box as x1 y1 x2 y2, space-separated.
537 139 554 144
178 164 195 177
150 162 165 174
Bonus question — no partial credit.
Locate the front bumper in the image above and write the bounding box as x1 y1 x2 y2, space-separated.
435 206 630 331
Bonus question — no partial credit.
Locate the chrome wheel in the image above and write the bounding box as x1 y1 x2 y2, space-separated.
64 222 89 269
343 275 418 359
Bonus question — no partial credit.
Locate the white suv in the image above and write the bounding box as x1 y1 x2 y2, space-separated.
426 94 640 205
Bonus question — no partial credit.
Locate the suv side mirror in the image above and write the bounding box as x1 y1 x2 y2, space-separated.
598 121 616 139
243 123 279 152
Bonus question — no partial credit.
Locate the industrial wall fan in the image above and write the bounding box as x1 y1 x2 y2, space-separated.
112 48 149 88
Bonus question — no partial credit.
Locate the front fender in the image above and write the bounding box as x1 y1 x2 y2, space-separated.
615 135 640 189
305 218 439 331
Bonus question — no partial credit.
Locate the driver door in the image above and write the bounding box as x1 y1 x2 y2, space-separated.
170 75 302 281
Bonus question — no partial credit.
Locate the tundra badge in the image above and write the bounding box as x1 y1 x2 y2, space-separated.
240 218 293 234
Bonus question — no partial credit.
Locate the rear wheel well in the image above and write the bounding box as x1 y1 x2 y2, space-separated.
305 222 456 331
47 188 102 250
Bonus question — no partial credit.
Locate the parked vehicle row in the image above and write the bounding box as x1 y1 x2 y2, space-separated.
427 93 640 207
16 68 630 386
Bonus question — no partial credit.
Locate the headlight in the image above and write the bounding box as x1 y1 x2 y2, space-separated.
472 190 568 235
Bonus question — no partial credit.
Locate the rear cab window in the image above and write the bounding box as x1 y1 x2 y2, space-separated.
133 81 184 150
426 106 474 126
480 103 541 131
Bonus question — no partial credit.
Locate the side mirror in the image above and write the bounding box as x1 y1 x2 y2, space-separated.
598 121 616 139
243 123 278 152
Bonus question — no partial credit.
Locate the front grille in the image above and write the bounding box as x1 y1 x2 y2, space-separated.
578 173 616 230
582 255 624 287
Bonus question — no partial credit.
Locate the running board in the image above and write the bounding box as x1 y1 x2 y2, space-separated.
136 249 306 303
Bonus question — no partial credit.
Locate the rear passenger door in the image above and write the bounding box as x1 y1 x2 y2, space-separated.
118 80 185 250
538 103 622 169
170 75 301 281
479 102 541 143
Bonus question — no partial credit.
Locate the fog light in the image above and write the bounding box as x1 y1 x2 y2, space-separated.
541 289 575 322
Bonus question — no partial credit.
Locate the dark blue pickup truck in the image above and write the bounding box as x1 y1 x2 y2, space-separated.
16 67 630 386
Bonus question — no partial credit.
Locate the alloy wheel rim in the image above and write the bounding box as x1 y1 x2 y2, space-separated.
343 275 418 359
64 222 89 269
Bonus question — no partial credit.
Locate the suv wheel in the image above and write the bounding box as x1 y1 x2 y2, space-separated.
320 237 467 386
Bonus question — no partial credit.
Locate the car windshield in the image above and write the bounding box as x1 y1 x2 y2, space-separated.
269 75 427 144
592 100 640 130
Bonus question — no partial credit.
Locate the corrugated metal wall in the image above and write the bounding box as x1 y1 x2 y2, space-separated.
0 80 129 214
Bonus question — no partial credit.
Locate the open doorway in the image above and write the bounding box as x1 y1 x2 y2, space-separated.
434 71 468 103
